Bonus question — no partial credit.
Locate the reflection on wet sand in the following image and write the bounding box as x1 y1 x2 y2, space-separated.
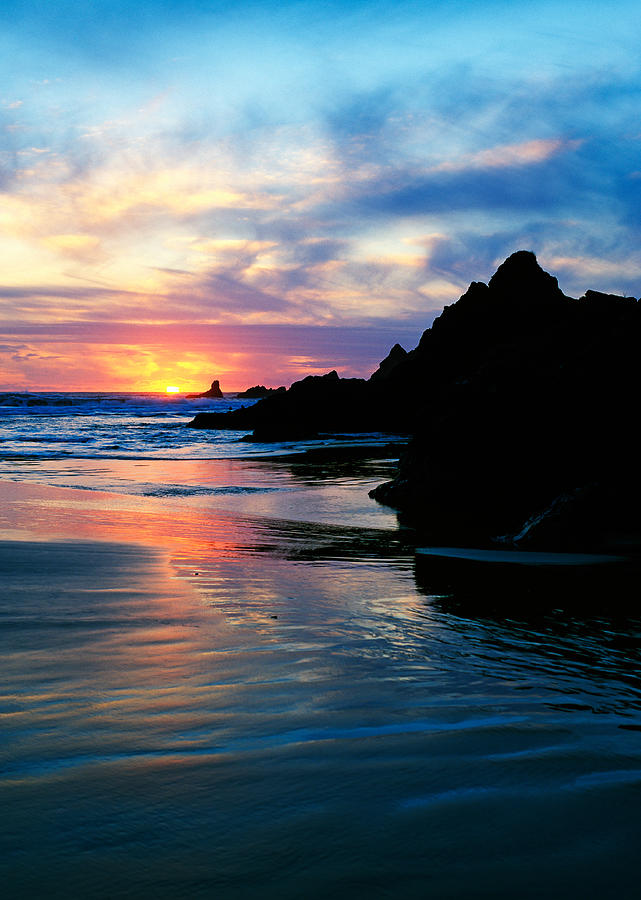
0 450 404 530
415 560 641 717
2 479 641 899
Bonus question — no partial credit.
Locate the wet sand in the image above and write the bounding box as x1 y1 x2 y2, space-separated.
3 479 641 899
0 450 403 530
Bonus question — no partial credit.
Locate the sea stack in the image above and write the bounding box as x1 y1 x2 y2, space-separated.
186 380 224 399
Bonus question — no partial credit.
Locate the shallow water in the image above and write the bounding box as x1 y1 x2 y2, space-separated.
2 480 641 898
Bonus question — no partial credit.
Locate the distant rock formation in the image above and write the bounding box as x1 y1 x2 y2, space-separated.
236 385 286 399
188 370 381 438
186 380 224 399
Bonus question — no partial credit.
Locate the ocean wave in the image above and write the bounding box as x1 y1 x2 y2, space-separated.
0 392 256 418
0 435 94 444
141 485 282 497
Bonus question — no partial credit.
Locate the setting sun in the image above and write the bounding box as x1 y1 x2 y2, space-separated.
165 386 180 393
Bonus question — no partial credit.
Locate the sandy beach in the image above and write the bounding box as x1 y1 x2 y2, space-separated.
0 477 420 898
2 475 641 898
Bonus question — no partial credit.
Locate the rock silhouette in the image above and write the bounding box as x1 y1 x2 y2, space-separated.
186 379 224 399
369 343 408 382
187 251 641 551
188 370 379 438
236 385 286 399
370 251 641 551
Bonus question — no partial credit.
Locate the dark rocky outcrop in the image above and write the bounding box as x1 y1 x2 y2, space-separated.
236 385 286 399
186 250 641 552
186 351 422 437
188 370 392 438
370 251 641 552
186 379 224 399
369 343 408 382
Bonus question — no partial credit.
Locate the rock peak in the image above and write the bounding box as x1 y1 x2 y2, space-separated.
488 250 563 302
370 343 408 382
186 379 224 399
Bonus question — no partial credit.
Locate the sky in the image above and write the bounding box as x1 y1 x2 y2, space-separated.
1 0 640 391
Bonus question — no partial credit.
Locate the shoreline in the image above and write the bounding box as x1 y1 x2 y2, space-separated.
0 443 405 532
0 477 414 569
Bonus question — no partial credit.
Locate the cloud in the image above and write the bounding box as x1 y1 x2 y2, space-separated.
431 138 583 173
342 140 590 219
42 233 103 260
11 350 61 361
195 272 294 316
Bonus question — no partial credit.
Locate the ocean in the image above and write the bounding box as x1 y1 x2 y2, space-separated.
0 389 394 466
0 391 259 462
0 391 404 528
1 392 641 898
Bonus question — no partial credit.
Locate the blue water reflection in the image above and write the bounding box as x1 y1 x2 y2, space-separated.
1 478 641 898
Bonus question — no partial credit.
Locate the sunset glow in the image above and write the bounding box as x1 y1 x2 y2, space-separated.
165 386 180 393
1 1 640 391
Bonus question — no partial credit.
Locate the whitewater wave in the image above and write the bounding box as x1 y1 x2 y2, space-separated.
0 391 251 418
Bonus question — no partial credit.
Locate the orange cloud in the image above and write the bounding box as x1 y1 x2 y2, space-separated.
545 254 641 284
42 233 103 260
432 138 583 173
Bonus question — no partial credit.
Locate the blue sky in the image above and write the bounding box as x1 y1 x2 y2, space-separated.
1 0 640 389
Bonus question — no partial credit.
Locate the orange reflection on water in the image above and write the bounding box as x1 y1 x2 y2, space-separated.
0 477 251 555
